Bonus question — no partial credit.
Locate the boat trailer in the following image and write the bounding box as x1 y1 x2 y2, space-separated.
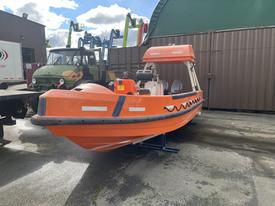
139 134 180 153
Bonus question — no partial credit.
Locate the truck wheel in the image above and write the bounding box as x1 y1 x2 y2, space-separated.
0 82 8 90
30 97 39 113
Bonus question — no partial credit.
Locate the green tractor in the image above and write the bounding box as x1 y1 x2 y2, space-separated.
31 47 106 90
30 47 113 111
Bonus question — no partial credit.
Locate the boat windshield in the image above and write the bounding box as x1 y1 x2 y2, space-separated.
47 50 97 65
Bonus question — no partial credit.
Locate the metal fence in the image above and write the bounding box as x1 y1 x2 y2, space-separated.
109 26 275 112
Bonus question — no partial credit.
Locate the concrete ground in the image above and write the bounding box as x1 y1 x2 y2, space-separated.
0 111 275 206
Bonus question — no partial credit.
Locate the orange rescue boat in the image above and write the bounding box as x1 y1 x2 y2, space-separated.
31 45 203 152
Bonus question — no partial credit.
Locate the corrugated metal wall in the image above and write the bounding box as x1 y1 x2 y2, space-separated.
209 28 275 111
109 46 147 72
109 26 275 112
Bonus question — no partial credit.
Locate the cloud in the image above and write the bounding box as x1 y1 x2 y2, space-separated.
47 29 85 48
0 1 149 48
77 4 149 47
16 3 42 22
0 0 79 47
86 13 126 25
77 4 129 27
0 0 78 10
47 29 68 47
0 0 78 30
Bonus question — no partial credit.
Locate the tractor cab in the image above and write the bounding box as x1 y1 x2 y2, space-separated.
31 47 104 91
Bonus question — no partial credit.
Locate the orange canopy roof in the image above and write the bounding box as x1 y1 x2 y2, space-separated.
143 45 195 63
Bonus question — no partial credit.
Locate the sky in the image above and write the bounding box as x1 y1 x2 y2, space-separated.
0 0 159 47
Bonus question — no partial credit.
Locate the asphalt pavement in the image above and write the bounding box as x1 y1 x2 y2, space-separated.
0 110 275 206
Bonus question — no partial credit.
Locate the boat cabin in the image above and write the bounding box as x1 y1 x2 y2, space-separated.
113 45 201 96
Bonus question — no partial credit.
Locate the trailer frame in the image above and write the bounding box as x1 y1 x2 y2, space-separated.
0 83 42 145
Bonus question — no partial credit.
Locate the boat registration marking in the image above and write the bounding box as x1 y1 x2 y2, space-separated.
129 107 146 112
82 106 107 112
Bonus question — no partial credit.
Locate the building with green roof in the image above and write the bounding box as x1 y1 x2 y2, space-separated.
147 0 275 38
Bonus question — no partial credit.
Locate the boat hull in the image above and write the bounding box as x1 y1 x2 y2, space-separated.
45 105 201 151
31 84 203 152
